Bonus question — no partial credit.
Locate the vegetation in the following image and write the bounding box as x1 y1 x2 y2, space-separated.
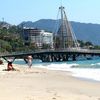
0 23 37 53
42 43 51 49
0 21 100 54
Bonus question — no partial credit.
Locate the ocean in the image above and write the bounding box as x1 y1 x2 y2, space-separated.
14 58 100 82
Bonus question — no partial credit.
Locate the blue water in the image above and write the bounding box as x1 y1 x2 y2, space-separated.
14 58 100 82
14 58 100 68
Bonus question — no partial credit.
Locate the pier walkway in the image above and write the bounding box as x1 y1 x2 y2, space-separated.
1 48 100 62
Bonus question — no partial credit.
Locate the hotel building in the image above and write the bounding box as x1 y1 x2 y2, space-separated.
23 28 53 48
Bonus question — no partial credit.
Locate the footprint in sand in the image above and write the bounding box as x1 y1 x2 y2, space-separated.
52 97 56 99
26 96 34 100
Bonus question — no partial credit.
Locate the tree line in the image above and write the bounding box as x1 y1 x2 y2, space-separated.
0 24 37 53
0 22 100 53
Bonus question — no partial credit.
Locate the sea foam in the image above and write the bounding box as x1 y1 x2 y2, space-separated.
14 59 100 82
33 62 100 82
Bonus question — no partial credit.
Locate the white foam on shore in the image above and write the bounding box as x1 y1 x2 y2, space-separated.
67 68 100 82
13 59 100 82
33 63 100 82
33 63 78 71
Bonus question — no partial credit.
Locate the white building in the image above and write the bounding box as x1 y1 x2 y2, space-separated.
42 31 53 48
23 28 53 48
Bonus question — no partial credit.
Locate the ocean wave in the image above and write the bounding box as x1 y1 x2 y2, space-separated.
36 63 100 82
70 68 100 82
14 59 100 82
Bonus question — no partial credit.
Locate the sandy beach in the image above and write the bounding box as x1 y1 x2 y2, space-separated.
0 63 100 100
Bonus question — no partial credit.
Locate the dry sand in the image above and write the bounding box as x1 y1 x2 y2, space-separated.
0 63 100 100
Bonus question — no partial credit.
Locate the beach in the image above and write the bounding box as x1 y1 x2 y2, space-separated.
0 63 100 100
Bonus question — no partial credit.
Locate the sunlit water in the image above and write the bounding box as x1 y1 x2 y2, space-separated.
14 58 100 82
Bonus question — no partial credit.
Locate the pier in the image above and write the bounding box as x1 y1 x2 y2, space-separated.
1 48 100 62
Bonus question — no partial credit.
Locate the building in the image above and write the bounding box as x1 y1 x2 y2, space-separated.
23 28 53 48
42 31 53 48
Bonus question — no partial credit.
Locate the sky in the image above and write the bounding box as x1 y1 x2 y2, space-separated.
0 0 100 25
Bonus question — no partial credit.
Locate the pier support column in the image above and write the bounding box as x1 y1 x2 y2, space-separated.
62 54 69 61
66 55 69 61
72 54 76 61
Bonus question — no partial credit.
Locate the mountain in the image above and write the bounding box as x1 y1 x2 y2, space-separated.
19 19 56 32
19 19 100 45
0 21 11 28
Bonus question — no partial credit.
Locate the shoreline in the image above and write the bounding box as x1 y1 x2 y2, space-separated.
1 61 100 83
0 63 100 100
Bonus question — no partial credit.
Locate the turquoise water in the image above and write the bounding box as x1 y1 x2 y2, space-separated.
14 58 100 68
68 59 100 68
14 58 100 82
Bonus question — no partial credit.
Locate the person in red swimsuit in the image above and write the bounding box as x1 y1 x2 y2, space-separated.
7 61 14 71
7 58 15 71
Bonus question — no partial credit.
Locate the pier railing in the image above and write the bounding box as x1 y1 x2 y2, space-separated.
1 48 100 58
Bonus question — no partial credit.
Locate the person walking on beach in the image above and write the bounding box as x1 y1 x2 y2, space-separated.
27 55 33 68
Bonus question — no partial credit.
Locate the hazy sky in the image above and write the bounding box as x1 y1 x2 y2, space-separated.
0 0 100 25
